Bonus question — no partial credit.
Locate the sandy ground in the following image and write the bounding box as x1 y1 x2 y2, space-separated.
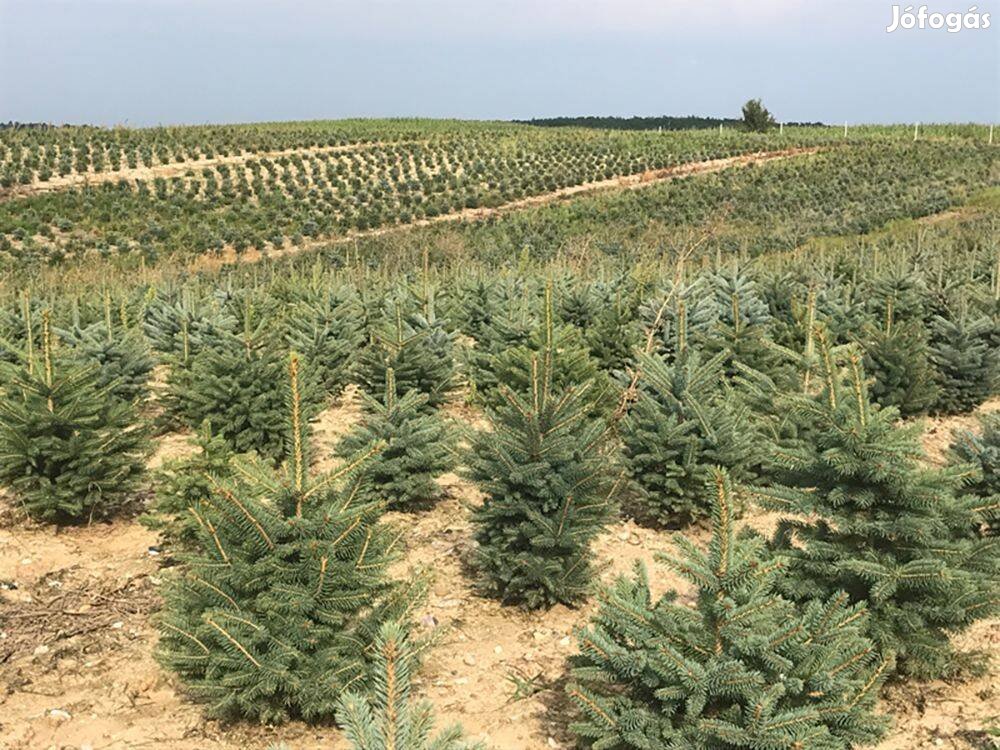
920 398 1000 465
0 394 997 750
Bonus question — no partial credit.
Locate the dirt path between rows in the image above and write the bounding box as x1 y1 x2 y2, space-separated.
194 146 823 271
0 140 421 199
1 394 996 750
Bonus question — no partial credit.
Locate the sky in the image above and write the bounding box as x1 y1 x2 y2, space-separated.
1 0 997 126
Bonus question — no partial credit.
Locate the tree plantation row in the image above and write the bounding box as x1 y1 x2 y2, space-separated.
0 208 997 748
2 123 994 271
2 120 990 192
0 119 514 189
0 124 827 267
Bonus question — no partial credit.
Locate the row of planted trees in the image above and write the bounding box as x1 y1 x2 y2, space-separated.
0 261 998 748
0 124 864 267
0 120 471 189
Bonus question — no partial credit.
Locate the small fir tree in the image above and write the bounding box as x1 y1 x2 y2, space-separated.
157 354 422 723
482 283 611 417
636 283 689 362
568 469 891 750
690 269 772 330
0 297 30 366
950 411 1000 535
755 271 808 352
166 332 322 462
752 343 999 677
584 297 641 374
336 368 456 511
859 314 938 417
141 420 234 553
814 279 872 347
0 312 149 522
468 342 618 609
283 285 363 398
452 277 497 342
865 273 928 329
465 292 536 400
336 621 485 750
929 313 998 415
730 324 858 485
980 290 1000 359
356 305 456 411
621 348 759 527
58 320 155 405
559 280 600 330
143 290 237 358
691 267 785 381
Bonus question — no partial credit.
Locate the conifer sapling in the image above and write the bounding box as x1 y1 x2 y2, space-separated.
950 411 1000 535
59 319 155 405
859 310 938 417
568 469 892 750
157 354 423 723
167 331 322 462
336 621 485 750
356 305 456 411
929 313 998 415
0 311 149 522
621 348 758 527
336 368 455 511
468 316 618 609
141 420 234 553
480 283 610 417
752 339 999 677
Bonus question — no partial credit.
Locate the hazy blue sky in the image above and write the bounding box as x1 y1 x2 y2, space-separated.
2 0 997 126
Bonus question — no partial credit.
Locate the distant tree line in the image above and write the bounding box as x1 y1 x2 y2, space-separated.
517 114 824 131
0 122 66 130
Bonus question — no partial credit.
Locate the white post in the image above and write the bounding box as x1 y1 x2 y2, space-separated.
779 122 784 136
913 122 919 141
719 123 723 135
990 124 995 145
844 121 848 137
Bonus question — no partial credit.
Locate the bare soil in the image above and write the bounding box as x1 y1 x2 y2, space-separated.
919 398 1000 465
1 393 996 750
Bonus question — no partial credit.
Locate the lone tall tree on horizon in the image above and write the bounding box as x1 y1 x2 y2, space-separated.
742 98 776 132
